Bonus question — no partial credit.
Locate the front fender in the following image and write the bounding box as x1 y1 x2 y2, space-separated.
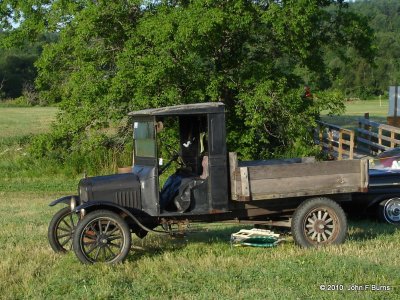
75 201 134 217
74 202 158 232
49 195 79 207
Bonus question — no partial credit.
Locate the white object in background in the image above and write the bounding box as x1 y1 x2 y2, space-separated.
391 160 400 169
388 86 400 117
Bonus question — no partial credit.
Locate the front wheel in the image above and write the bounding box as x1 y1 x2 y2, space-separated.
48 206 79 253
291 197 347 247
72 210 131 264
379 198 400 225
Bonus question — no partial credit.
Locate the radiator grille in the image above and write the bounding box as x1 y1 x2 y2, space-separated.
114 190 140 209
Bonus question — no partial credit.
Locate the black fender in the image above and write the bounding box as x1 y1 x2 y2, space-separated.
49 195 79 207
74 201 159 233
366 193 400 209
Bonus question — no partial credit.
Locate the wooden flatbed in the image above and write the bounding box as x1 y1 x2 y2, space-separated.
229 152 369 201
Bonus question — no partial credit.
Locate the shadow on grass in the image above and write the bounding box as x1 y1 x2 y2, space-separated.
126 220 398 260
347 220 398 241
127 224 291 260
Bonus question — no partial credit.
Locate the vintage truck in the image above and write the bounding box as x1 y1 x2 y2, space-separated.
47 102 399 264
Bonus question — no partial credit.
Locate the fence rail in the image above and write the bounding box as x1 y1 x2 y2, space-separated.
316 121 355 160
357 113 400 155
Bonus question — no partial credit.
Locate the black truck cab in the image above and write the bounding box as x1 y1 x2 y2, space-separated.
129 102 229 216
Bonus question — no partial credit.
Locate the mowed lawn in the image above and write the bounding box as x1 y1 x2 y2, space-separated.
322 99 388 128
0 106 58 138
0 105 399 299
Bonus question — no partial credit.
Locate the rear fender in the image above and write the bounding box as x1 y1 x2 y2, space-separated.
49 195 79 207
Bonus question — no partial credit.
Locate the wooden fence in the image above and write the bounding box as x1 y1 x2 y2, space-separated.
357 113 400 155
316 114 400 160
316 121 355 160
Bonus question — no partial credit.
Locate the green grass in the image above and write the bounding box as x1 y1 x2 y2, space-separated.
322 99 388 128
0 191 399 299
0 106 58 138
1 105 400 299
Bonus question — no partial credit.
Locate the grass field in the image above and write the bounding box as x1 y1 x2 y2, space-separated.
322 99 389 128
0 103 399 299
0 106 58 138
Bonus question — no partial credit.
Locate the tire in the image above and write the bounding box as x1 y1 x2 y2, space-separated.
378 198 400 225
72 210 131 264
48 206 79 253
291 197 347 247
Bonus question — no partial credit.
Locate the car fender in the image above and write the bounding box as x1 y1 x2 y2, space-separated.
366 193 400 209
49 195 79 207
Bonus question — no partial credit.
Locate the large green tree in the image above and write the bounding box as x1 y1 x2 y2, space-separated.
0 0 374 164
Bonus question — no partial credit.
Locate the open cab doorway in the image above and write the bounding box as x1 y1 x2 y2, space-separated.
130 103 229 217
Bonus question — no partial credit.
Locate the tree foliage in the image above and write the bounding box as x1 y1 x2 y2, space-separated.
327 0 400 98
0 0 374 165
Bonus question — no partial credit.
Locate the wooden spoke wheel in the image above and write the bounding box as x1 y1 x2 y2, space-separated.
48 207 79 253
292 197 347 247
73 210 131 264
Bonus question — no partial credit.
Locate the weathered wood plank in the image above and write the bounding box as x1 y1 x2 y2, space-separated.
240 167 250 198
229 152 238 200
250 187 361 200
249 173 362 196
238 157 315 167
235 159 362 180
231 158 367 202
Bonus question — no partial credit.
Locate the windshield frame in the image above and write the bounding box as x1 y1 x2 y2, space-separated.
133 116 158 165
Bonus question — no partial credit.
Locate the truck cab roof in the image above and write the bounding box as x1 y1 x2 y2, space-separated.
128 102 225 117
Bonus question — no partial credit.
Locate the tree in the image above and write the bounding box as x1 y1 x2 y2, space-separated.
0 32 56 101
0 0 374 166
327 0 400 97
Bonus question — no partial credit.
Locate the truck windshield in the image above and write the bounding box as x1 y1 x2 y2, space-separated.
134 121 156 158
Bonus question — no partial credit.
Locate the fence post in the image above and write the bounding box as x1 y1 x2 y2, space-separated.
378 127 383 153
328 130 333 158
391 131 395 148
349 130 354 159
364 113 371 154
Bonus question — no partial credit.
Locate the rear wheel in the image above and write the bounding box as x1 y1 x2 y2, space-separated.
292 197 347 247
48 207 79 253
73 210 131 264
379 198 400 225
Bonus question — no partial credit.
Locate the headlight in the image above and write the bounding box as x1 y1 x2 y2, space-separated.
70 196 77 211
79 185 88 202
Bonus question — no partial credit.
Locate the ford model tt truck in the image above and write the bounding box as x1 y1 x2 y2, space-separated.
47 102 399 264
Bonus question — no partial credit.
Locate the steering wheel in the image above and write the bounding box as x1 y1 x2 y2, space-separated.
159 144 185 175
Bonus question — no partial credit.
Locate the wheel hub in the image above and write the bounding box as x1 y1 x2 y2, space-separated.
314 220 325 233
97 234 109 246
304 208 337 244
385 199 400 223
